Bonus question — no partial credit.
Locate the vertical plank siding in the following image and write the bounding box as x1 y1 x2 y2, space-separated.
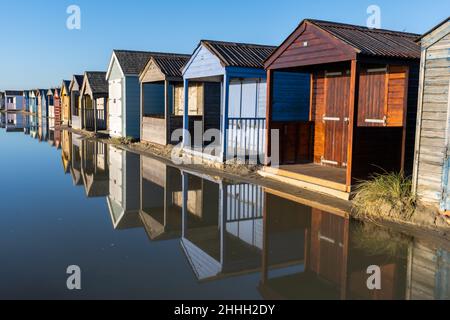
414 24 450 206
311 72 326 163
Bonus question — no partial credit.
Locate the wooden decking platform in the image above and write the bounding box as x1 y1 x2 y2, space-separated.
260 163 350 200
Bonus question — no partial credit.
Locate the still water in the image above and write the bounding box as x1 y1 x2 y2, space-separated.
0 113 449 300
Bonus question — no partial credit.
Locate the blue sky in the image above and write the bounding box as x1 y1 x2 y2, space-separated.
0 0 448 90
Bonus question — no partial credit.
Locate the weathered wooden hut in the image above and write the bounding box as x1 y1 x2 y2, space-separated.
412 18 450 212
262 19 421 199
107 145 142 230
406 239 450 300
69 74 84 129
181 40 277 162
80 71 108 132
139 54 191 145
60 80 71 125
4 91 24 111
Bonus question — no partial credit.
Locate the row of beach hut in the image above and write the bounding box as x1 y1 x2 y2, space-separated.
8 17 450 210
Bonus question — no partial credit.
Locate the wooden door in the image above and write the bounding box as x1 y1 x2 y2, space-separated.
323 71 350 167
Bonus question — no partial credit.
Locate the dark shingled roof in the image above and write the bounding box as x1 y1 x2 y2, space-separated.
73 75 84 87
5 90 24 96
85 72 108 94
62 80 71 91
114 50 190 75
201 40 277 68
152 54 191 77
307 19 421 59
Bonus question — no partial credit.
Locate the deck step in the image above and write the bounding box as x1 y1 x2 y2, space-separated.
259 167 351 201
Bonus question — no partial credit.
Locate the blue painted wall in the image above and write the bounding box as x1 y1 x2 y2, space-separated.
272 71 310 122
142 82 165 116
124 76 141 139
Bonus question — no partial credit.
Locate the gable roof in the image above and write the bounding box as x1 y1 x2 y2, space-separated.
83 71 108 94
152 54 191 77
309 19 420 58
69 74 84 91
108 50 190 78
5 90 23 96
61 80 71 93
266 19 421 68
200 40 277 68
417 17 450 41
140 54 191 81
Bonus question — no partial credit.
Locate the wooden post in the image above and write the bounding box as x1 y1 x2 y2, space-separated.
182 78 189 149
221 72 230 161
400 66 410 173
93 97 97 133
164 80 169 145
261 191 269 285
181 172 188 238
265 69 273 166
82 96 86 129
140 81 144 141
340 217 350 300
219 183 227 264
346 60 359 192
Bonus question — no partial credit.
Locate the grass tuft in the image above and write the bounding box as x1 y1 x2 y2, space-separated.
352 171 416 221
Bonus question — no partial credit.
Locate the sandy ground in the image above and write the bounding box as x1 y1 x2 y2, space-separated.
62 125 450 242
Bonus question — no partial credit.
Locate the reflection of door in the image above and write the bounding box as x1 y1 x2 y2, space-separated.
323 71 350 167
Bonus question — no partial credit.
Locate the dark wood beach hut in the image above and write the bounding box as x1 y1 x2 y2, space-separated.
263 19 421 199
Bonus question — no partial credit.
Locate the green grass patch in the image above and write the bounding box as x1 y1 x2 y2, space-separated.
352 171 416 221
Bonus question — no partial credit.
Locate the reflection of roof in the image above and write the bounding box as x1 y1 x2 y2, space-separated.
107 197 142 230
70 167 83 186
139 210 181 241
181 238 222 281
62 154 71 174
83 171 109 197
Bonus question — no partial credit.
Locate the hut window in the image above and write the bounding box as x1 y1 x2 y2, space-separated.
357 65 408 127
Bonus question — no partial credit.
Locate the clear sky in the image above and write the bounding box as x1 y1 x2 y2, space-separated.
0 0 448 90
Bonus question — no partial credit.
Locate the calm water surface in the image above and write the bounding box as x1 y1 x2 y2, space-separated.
0 113 449 300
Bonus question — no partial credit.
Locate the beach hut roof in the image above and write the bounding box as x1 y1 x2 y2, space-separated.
84 71 108 94
199 40 277 68
109 50 189 77
266 19 420 68
5 90 24 96
152 54 191 77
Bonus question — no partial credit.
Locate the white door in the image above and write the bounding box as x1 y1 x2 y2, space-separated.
109 145 124 206
109 79 123 137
